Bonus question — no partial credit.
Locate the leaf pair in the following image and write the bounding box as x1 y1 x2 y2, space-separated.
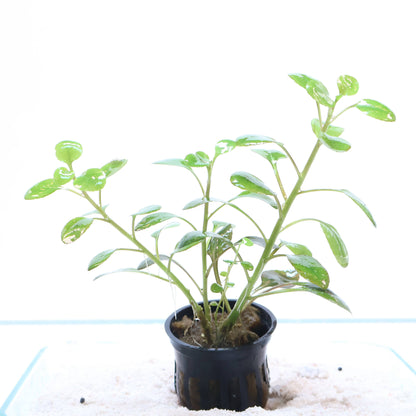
215 135 276 157
154 151 210 170
311 118 351 153
24 140 128 198
290 73 395 122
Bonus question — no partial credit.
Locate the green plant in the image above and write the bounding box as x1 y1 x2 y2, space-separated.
25 74 395 347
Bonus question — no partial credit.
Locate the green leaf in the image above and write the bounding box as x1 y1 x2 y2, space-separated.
241 237 254 247
135 212 176 231
55 141 83 165
151 222 180 239
208 223 234 261
88 249 117 271
61 217 93 244
311 118 322 138
215 140 236 156
174 231 206 253
320 222 349 268
289 74 334 107
292 283 351 312
287 254 329 289
232 191 278 209
306 79 334 107
153 158 191 170
53 167 74 185
184 152 210 167
337 75 359 96
230 171 274 196
252 149 287 163
235 135 276 147
280 240 312 256
312 119 344 140
211 283 223 293
241 261 253 271
289 73 315 88
74 168 106 191
183 198 208 210
101 159 127 177
326 125 344 137
24 179 60 200
261 270 299 288
337 189 376 227
320 132 351 152
356 99 396 122
133 205 162 216
137 254 170 270
240 236 269 249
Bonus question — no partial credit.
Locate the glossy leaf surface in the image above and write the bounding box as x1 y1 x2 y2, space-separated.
356 99 396 122
320 222 349 267
184 151 210 167
230 171 274 196
211 283 223 293
337 75 359 96
137 254 169 270
241 261 253 271
174 231 206 253
24 179 59 200
280 240 312 256
306 79 334 107
289 74 334 107
208 223 234 261
151 222 180 239
53 167 74 185
88 249 117 271
326 125 344 137
61 217 93 244
135 212 176 231
261 270 299 288
55 141 82 165
312 119 344 140
215 139 236 156
337 189 376 227
101 159 127 177
235 135 276 147
233 191 278 209
311 118 322 138
287 254 329 289
153 158 191 170
320 133 351 152
289 73 314 88
252 149 287 163
74 168 106 191
183 198 209 210
291 283 351 312
133 205 162 216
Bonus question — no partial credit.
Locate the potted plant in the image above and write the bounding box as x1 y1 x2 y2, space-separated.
25 73 395 411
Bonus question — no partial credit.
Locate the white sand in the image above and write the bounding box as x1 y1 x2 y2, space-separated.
23 341 416 415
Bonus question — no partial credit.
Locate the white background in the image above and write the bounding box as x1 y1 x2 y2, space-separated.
1 0 414 321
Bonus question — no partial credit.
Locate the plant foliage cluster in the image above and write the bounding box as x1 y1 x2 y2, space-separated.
26 74 395 346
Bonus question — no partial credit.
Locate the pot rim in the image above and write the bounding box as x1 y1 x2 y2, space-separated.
164 300 277 352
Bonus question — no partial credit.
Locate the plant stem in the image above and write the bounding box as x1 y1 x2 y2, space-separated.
81 191 212 341
220 139 323 334
201 164 213 326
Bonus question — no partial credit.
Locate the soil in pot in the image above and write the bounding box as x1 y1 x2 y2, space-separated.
171 304 265 348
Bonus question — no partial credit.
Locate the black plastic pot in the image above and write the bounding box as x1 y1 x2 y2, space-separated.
164 301 277 411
